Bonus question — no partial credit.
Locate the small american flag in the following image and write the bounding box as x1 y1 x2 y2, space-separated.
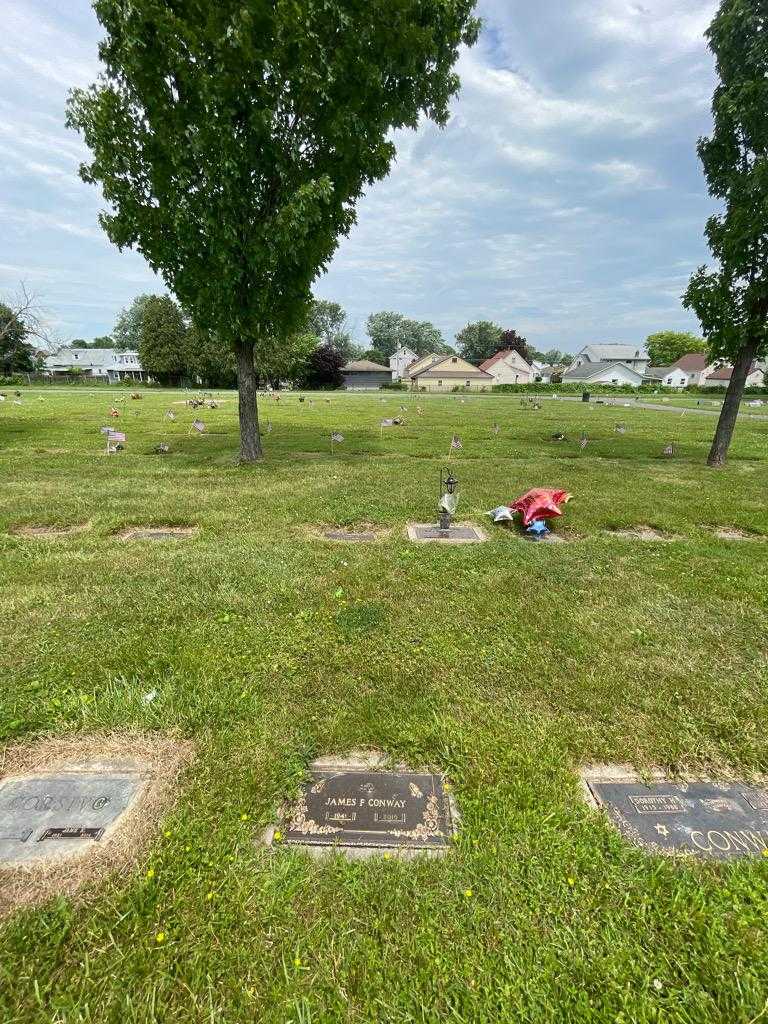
380 418 395 428
615 424 626 434
331 431 344 443
579 435 589 449
450 435 463 451
416 406 423 416
154 442 170 454
493 423 500 435
165 410 176 420
108 429 126 442
192 419 206 433
663 444 675 457
266 420 273 433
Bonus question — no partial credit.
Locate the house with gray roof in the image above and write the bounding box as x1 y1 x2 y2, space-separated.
341 359 393 390
563 359 645 387
43 347 145 382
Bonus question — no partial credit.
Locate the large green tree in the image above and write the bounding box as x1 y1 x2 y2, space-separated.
683 0 768 467
0 303 35 374
455 320 502 364
138 295 188 383
67 0 478 461
112 295 156 351
367 311 449 358
646 331 706 367
306 299 360 362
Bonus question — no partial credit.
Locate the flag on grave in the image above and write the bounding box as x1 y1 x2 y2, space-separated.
154 443 170 454
381 418 395 427
331 431 344 443
663 444 675 457
450 435 463 450
266 420 273 433
579 435 589 449
191 419 206 433
615 423 626 434
108 430 126 441
165 410 176 420
493 423 500 435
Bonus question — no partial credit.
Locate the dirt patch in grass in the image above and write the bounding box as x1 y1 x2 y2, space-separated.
116 525 198 541
708 526 766 542
0 731 194 919
10 523 90 539
607 526 676 542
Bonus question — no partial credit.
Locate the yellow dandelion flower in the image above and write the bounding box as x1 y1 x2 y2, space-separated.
241 813 249 821
146 868 155 879
155 932 166 944
567 877 575 886
294 957 301 968
206 892 214 901
383 852 392 861
463 888 473 898
163 830 172 838
273 830 283 843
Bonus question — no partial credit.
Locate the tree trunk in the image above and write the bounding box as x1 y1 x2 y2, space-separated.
706 338 759 467
235 341 263 463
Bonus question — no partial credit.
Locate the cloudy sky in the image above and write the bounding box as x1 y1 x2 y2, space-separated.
1 0 718 353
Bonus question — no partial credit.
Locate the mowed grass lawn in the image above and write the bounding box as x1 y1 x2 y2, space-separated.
1 387 768 1024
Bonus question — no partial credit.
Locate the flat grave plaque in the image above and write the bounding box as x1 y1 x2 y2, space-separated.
124 529 193 541
408 524 485 544
323 530 377 543
0 773 142 864
282 769 455 851
588 779 768 860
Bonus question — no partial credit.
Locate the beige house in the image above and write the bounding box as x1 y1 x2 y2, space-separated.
478 348 533 385
409 353 494 392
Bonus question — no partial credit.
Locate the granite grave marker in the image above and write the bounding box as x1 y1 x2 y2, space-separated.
587 778 768 860
0 772 143 864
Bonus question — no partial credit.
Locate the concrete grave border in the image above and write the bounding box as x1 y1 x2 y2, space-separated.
260 749 460 861
605 526 677 542
0 732 194 918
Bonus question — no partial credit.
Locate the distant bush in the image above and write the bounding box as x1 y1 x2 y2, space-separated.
0 375 24 386
380 381 407 391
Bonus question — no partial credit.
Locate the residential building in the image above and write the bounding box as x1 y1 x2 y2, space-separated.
389 346 418 381
409 353 494 392
670 353 717 386
563 360 645 387
705 364 766 389
478 349 533 385
570 344 649 376
43 347 145 382
405 352 445 379
341 359 393 390
644 365 690 389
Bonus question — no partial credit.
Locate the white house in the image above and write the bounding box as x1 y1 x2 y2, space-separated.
671 353 717 386
478 348 533 385
389 346 418 381
644 365 690 389
570 344 649 376
563 360 645 387
705 363 766 388
44 347 145 382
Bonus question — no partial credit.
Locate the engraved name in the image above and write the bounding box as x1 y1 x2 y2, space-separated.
690 829 768 854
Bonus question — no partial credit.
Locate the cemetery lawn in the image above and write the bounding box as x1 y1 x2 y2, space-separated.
2 387 768 1024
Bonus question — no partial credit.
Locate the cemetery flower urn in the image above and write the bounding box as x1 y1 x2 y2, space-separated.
438 469 459 533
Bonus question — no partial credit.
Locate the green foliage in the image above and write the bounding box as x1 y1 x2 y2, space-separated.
646 331 706 367
300 341 346 389
683 0 768 364
535 348 574 367
0 303 35 374
185 326 236 388
112 295 156 352
138 296 188 382
455 320 503 364
362 349 388 365
305 299 360 362
500 329 532 364
257 331 317 387
366 311 449 359
66 0 479 421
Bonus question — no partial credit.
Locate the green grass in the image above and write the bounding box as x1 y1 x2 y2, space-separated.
1 387 768 1023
